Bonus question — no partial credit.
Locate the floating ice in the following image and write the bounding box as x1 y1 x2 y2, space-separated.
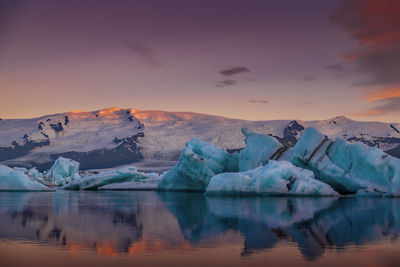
206 160 338 196
238 128 283 171
44 157 80 186
291 127 400 195
157 138 239 191
27 167 44 181
0 165 51 191
99 172 161 190
64 166 159 190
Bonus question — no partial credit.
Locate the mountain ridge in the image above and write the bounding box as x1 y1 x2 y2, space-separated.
1 107 399 171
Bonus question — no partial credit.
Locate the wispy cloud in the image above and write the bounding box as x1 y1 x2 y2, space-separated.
215 79 237 87
219 66 250 76
351 97 400 116
331 0 400 116
352 86 400 116
123 40 163 67
331 0 400 87
249 99 269 104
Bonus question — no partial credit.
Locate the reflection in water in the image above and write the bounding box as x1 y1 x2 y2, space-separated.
0 191 400 263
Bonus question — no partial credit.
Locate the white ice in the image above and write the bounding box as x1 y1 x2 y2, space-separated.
206 160 338 196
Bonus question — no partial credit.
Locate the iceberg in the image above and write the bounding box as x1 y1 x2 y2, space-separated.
0 165 52 191
238 128 283 171
99 172 161 190
44 157 80 186
206 160 338 196
157 138 238 191
63 166 159 190
291 127 400 195
27 167 44 181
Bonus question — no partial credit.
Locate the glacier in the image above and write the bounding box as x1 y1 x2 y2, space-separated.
44 157 80 186
0 165 52 191
157 138 238 191
238 128 283 171
206 160 338 196
291 127 400 196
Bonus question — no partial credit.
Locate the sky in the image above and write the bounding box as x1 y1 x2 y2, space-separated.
0 0 399 122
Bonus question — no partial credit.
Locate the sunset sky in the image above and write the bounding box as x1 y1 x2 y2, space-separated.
0 0 399 122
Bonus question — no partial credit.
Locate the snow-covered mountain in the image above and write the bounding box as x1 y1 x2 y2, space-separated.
0 107 399 171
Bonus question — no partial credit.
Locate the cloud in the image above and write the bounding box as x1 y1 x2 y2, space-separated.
123 40 163 67
331 0 400 116
219 67 250 76
331 0 400 87
352 86 400 116
249 99 269 104
295 75 316 82
215 79 237 87
365 86 400 102
324 63 346 73
351 97 400 116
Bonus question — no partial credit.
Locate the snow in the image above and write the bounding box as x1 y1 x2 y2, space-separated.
63 166 159 190
157 138 238 191
291 127 400 195
0 107 143 153
238 128 282 171
1 107 399 170
206 160 338 196
0 165 52 191
44 157 80 186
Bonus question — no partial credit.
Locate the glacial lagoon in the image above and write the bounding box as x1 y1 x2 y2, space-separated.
1 191 400 267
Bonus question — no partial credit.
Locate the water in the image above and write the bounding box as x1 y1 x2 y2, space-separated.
0 191 400 267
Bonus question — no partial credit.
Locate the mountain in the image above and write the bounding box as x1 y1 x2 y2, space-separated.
0 107 399 171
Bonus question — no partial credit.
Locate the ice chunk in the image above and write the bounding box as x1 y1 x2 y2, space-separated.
157 138 239 191
238 128 283 171
64 166 157 190
0 165 52 191
44 157 80 186
27 167 44 181
99 172 161 190
205 160 338 196
291 127 400 195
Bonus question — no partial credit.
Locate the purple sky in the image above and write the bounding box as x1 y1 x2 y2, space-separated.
0 0 399 122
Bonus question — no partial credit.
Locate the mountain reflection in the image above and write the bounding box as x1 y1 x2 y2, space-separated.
0 191 399 260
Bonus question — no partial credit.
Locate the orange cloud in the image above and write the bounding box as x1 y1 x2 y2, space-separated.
351 85 400 117
365 86 400 102
351 109 383 117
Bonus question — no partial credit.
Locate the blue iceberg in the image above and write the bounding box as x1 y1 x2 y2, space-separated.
238 128 283 171
291 127 400 195
44 157 80 186
206 160 338 196
157 138 238 191
0 165 52 191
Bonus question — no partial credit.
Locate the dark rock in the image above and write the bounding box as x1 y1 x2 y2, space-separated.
50 122 64 133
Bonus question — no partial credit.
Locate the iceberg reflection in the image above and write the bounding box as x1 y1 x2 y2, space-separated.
0 191 399 260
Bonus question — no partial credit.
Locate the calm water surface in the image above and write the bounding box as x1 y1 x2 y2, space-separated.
0 191 400 267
